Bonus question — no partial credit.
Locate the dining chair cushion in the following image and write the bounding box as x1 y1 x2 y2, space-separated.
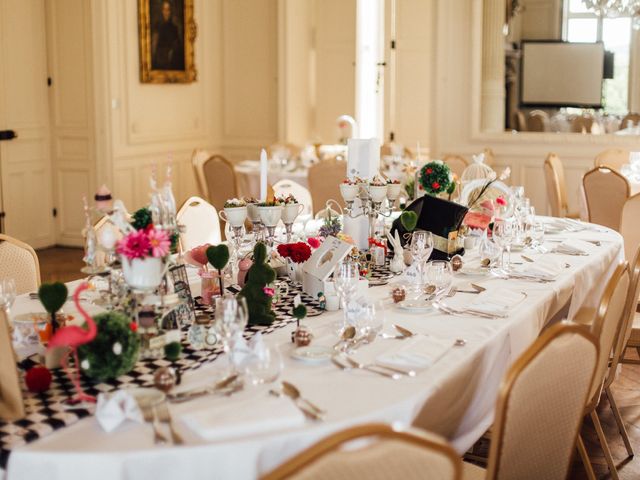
0 234 40 295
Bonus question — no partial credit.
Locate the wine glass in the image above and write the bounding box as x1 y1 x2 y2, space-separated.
242 345 283 385
479 230 501 266
410 230 434 288
357 298 385 343
214 295 249 373
0 278 17 314
333 260 360 334
493 219 516 270
426 260 453 295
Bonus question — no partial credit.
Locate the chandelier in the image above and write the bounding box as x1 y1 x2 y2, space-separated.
582 0 640 28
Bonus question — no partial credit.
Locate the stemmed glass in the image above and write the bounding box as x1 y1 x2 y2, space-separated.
214 295 249 374
425 261 453 296
333 260 360 334
493 219 516 270
358 298 385 343
0 278 17 316
410 230 434 289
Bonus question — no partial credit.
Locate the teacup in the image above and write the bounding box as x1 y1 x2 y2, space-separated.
246 203 260 223
386 183 402 200
339 183 360 202
219 206 247 228
258 205 283 227
281 203 304 224
368 185 388 203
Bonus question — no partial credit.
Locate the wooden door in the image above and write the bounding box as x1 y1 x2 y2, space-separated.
0 0 54 248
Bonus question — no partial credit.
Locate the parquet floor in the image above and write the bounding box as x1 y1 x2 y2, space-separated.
36 247 640 478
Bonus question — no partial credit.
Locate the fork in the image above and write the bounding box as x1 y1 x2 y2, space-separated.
156 402 184 445
433 302 503 320
343 356 401 380
141 403 168 445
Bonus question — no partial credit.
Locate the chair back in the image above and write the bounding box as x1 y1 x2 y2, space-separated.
594 148 630 171
583 166 630 231
543 153 569 217
621 194 640 261
513 110 527 131
608 249 640 388
571 116 594 133
586 263 629 409
527 110 549 132
380 143 413 159
0 308 24 420
272 179 313 215
193 152 238 211
176 196 222 251
443 154 469 179
485 324 598 480
308 157 346 214
268 143 302 161
620 113 640 130
262 424 461 480
0 234 40 294
483 147 495 167
191 149 212 199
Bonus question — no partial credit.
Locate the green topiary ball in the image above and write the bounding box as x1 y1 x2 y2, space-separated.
77 311 140 381
164 341 182 361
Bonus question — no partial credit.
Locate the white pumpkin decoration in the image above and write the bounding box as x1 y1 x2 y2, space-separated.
461 153 494 183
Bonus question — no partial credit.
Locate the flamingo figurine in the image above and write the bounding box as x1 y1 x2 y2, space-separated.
47 282 97 404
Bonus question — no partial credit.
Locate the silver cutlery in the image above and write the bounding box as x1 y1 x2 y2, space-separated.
373 362 416 377
332 326 356 351
168 374 240 403
141 404 168 445
343 356 401 380
282 381 326 415
521 255 534 263
269 389 323 420
450 286 481 294
433 302 503 320
156 402 184 445
393 324 416 338
470 283 487 293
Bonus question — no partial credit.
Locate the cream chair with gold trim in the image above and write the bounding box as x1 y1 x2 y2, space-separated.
583 166 630 231
308 157 346 215
176 196 221 252
0 234 40 295
463 323 598 480
262 423 462 480
575 263 629 480
594 148 630 171
543 153 580 218
443 154 469 179
621 196 640 363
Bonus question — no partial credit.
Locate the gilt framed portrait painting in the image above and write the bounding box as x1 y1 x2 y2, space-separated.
138 0 197 83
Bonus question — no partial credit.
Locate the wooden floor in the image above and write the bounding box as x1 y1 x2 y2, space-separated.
35 247 640 479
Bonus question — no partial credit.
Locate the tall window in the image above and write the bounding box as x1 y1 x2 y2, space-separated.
563 0 631 114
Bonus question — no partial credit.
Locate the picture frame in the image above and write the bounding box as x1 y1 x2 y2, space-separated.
138 0 197 84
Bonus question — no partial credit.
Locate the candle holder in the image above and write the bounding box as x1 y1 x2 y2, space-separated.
219 206 247 254
340 180 398 241
281 203 304 242
257 204 283 247
246 202 264 241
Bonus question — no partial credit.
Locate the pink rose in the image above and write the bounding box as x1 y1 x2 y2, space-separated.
263 287 275 297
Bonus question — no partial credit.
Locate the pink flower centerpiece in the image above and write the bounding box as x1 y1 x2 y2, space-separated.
117 227 171 291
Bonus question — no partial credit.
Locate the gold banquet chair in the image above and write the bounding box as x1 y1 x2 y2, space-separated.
575 263 630 480
0 234 41 295
176 196 222 252
621 197 640 363
583 166 630 231
191 151 238 212
463 323 598 480
308 157 346 215
443 154 469 179
543 153 580 219
262 423 462 480
620 112 640 130
594 148 630 171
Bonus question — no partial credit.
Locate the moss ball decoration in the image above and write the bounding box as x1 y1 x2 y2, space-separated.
77 311 140 381
419 161 452 196
239 242 277 325
164 341 182 361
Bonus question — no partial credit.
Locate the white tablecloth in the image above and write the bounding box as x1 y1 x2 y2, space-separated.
4 219 623 480
234 161 309 199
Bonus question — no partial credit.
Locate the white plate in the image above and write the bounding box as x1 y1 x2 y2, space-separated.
397 300 434 313
125 388 166 408
291 345 334 365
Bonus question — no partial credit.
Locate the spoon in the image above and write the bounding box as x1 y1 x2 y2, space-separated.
332 326 356 351
470 283 486 293
521 255 534 263
393 324 415 338
282 381 326 415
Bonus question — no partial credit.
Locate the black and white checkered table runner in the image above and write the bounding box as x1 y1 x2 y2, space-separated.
0 265 392 468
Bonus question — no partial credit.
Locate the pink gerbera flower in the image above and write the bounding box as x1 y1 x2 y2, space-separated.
117 230 151 260
147 228 171 258
263 287 275 297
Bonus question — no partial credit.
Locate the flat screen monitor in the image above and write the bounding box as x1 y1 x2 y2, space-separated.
520 41 604 108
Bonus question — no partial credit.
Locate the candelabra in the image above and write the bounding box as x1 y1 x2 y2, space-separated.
339 182 402 240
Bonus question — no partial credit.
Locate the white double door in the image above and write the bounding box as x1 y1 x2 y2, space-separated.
0 0 54 248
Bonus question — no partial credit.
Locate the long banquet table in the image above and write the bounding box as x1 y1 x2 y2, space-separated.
3 218 624 480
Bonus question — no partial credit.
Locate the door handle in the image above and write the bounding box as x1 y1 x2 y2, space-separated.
0 130 17 141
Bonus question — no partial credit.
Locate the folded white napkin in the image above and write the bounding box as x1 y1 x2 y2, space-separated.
180 393 305 441
375 336 453 371
95 391 144 433
512 257 560 280
553 239 591 255
463 289 525 316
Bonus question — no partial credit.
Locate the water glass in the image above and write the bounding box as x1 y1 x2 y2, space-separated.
0 278 16 311
479 231 501 265
214 295 249 358
333 260 360 334
425 260 453 294
410 230 434 287
493 219 516 269
358 298 385 342
242 345 283 385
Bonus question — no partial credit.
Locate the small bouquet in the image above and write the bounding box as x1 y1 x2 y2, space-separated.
369 175 387 187
419 161 452 196
258 200 281 207
276 193 299 205
277 242 312 264
224 198 246 208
